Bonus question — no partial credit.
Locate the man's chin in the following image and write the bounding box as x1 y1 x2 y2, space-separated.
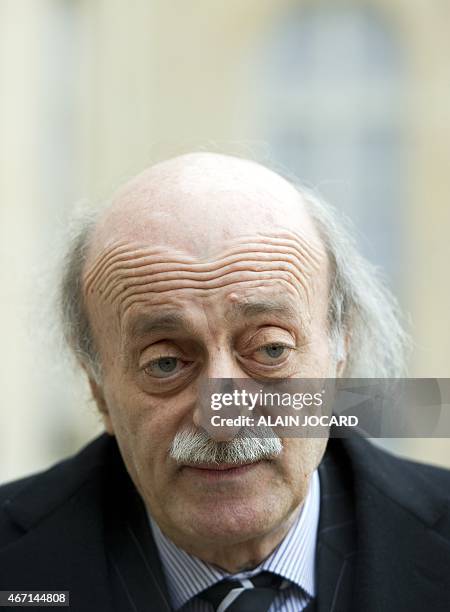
174 494 289 546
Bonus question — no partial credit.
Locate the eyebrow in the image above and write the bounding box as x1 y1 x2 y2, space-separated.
125 312 194 338
125 300 299 340
228 299 298 320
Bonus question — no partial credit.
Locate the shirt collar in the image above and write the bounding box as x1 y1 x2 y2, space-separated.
149 469 320 610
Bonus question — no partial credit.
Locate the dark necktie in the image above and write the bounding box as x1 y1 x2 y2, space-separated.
198 571 285 612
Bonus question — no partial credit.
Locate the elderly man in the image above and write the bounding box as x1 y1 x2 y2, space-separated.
1 153 449 612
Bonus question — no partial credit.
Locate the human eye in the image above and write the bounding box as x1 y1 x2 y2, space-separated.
253 343 295 365
144 356 186 378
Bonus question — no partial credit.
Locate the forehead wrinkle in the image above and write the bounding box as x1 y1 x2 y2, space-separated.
84 240 198 297
84 240 131 295
84 232 328 342
83 228 325 296
118 275 307 322
102 257 312 309
86 228 325 276
116 273 308 318
85 232 326 311
95 249 309 305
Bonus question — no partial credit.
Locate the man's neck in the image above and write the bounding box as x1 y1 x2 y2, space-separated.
160 503 303 574
202 506 302 572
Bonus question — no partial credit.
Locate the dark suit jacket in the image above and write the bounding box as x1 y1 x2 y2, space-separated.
1 433 450 612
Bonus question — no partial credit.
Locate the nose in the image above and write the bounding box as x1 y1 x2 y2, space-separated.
192 348 246 441
205 346 244 380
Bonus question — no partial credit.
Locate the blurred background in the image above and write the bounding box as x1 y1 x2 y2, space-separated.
1 0 449 484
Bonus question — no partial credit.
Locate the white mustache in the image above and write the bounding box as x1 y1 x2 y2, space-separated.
169 426 283 465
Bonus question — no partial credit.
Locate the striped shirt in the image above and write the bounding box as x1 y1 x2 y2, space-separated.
149 469 320 611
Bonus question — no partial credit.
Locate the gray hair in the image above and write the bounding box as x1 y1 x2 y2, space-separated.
300 187 410 377
59 207 102 380
170 426 283 465
58 185 409 380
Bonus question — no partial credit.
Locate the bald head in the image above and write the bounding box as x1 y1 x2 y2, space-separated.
87 153 322 264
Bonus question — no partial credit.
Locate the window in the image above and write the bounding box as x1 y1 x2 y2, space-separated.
258 4 406 289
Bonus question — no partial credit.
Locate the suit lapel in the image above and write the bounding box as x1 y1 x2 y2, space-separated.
316 449 357 612
104 449 172 611
317 436 450 612
351 475 450 611
325 436 450 612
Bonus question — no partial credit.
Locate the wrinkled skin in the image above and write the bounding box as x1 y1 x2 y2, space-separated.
83 153 345 571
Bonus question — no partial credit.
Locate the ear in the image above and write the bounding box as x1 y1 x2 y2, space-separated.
335 332 350 378
87 376 114 435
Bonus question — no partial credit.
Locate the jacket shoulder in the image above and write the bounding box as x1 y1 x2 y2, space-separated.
336 435 450 532
356 438 450 489
0 473 38 506
0 433 114 545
